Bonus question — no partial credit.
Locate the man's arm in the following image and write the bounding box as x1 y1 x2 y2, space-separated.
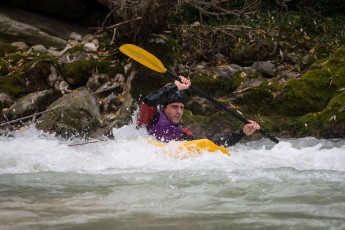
212 130 246 147
211 121 260 147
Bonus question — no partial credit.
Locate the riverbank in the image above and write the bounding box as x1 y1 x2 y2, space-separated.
0 9 344 140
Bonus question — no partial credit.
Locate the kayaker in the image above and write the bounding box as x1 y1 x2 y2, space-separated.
137 76 260 147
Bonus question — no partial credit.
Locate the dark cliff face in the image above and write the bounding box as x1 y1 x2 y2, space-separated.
0 0 109 26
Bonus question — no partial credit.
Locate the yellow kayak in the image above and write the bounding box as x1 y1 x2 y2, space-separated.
148 139 230 156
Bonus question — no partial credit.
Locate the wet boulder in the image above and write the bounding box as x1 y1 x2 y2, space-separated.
36 87 101 139
252 61 278 78
86 73 110 92
0 93 14 108
5 89 61 120
189 65 243 97
23 60 59 93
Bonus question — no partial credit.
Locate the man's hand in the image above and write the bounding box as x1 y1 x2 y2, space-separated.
243 120 260 136
175 76 191 91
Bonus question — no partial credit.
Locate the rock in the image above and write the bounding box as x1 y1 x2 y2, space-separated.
0 7 68 48
58 52 94 64
189 64 244 97
281 70 300 80
81 34 94 44
191 21 201 26
91 39 99 47
59 81 72 94
234 78 264 93
68 39 80 47
48 65 59 87
301 54 317 67
11 41 28 50
102 94 122 113
228 42 269 65
29 44 47 54
0 93 13 108
96 81 123 98
47 44 73 57
62 59 97 88
114 73 125 84
86 73 110 92
5 89 62 120
36 87 101 138
252 61 277 78
23 60 57 92
69 32 83 41
83 42 98 52
194 61 209 71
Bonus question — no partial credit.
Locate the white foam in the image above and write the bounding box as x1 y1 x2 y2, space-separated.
0 125 344 175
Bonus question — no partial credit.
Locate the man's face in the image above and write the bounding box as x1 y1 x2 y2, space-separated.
164 102 185 124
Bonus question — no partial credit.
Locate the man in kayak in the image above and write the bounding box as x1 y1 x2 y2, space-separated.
137 76 260 147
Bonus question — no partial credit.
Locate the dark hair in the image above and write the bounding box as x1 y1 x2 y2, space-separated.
162 90 187 107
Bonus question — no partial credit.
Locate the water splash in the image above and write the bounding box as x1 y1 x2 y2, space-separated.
1 125 344 175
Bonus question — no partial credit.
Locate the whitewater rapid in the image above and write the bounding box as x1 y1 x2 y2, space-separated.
1 125 344 175
1 125 344 229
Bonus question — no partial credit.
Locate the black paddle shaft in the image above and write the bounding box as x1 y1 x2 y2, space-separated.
166 70 279 144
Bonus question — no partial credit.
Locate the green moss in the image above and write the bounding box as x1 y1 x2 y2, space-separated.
6 52 26 64
191 72 242 97
313 46 345 89
295 91 345 138
229 42 268 65
0 58 9 76
260 80 283 92
251 115 288 136
0 44 17 57
278 69 334 116
96 60 123 76
0 73 26 99
67 45 85 53
234 87 278 115
63 59 96 73
232 80 283 116
63 59 122 79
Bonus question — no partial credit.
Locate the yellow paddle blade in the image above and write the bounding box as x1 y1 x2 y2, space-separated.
119 44 167 73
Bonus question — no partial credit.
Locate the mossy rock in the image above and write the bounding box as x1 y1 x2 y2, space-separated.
234 88 278 116
62 59 99 88
297 91 345 138
181 109 244 138
228 42 269 65
0 52 58 98
276 69 335 116
62 59 123 88
36 87 101 139
233 80 282 116
0 73 26 100
190 69 243 97
21 59 56 92
313 46 345 89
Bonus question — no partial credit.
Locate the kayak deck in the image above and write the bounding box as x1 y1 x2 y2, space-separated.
148 138 230 156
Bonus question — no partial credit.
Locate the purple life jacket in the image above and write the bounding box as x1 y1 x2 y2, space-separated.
147 110 185 142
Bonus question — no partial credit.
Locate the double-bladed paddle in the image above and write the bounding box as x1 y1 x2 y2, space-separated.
119 44 279 144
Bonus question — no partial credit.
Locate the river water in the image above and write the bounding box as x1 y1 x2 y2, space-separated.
0 125 344 230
